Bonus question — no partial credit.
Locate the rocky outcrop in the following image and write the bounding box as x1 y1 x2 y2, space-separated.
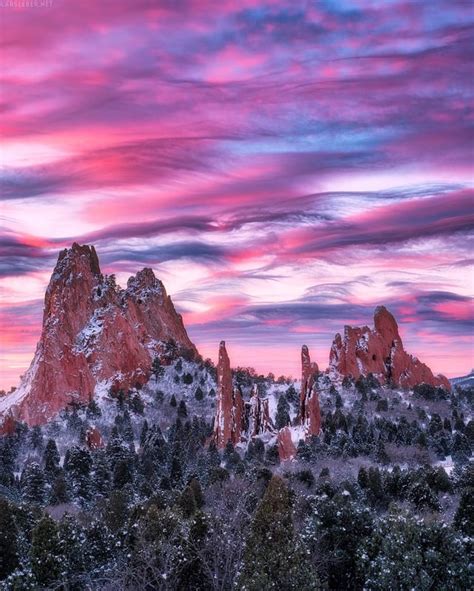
214 341 242 447
85 426 104 449
277 427 296 461
0 243 197 427
0 412 16 436
300 345 321 436
329 306 451 390
247 385 273 437
213 343 274 448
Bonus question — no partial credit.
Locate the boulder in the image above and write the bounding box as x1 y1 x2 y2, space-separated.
85 426 104 449
277 427 296 461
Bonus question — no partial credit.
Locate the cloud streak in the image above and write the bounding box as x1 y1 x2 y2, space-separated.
0 0 473 385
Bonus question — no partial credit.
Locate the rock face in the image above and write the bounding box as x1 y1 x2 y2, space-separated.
213 343 274 448
247 385 273 438
300 345 321 437
85 426 104 450
214 341 242 447
277 427 296 461
329 306 451 390
0 243 197 427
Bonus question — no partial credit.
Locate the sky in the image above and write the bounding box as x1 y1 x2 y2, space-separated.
0 0 473 389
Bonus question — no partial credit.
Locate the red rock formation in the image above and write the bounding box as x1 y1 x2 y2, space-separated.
300 345 321 436
85 426 104 449
247 385 274 437
0 412 16 436
233 387 244 444
277 427 296 461
0 243 197 427
214 341 242 447
329 306 451 390
213 345 275 448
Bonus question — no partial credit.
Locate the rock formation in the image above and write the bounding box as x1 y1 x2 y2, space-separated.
247 385 273 437
329 305 451 390
277 427 296 461
214 341 243 447
85 426 104 450
0 243 197 427
213 343 274 448
300 345 321 436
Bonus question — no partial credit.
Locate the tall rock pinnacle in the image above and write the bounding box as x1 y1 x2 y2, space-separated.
0 243 198 427
329 305 451 390
214 341 242 447
300 345 321 437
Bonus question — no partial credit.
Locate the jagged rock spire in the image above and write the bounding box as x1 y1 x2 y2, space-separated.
329 306 451 390
0 243 198 427
300 345 321 436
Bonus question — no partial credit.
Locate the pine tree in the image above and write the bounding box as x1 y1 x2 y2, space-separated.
275 394 291 429
179 484 197 518
29 425 43 451
64 446 92 502
86 398 102 418
30 515 63 588
22 462 46 505
0 498 19 579
93 452 112 498
50 471 69 505
58 513 87 582
453 488 473 535
43 438 60 479
358 512 470 590
178 400 188 418
237 476 320 590
152 357 165 380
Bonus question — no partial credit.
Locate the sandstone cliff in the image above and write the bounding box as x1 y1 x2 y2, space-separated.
0 243 197 427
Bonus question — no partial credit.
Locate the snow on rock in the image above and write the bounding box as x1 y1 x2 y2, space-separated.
328 305 451 391
0 243 198 428
85 425 104 449
213 342 275 448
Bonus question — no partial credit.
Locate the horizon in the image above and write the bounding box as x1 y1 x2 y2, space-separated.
1 0 473 390
0 241 471 392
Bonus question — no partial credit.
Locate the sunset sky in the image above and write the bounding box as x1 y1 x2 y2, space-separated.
1 0 473 390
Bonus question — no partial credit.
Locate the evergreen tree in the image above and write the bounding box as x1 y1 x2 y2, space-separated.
0 498 19 580
151 356 165 380
453 488 474 535
57 513 87 583
358 512 470 590
179 484 197 517
237 475 320 590
43 438 60 479
93 453 112 498
22 462 46 505
275 394 291 429
303 493 374 590
178 400 188 418
86 398 102 419
30 515 63 588
29 425 43 451
64 446 93 502
50 471 69 505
